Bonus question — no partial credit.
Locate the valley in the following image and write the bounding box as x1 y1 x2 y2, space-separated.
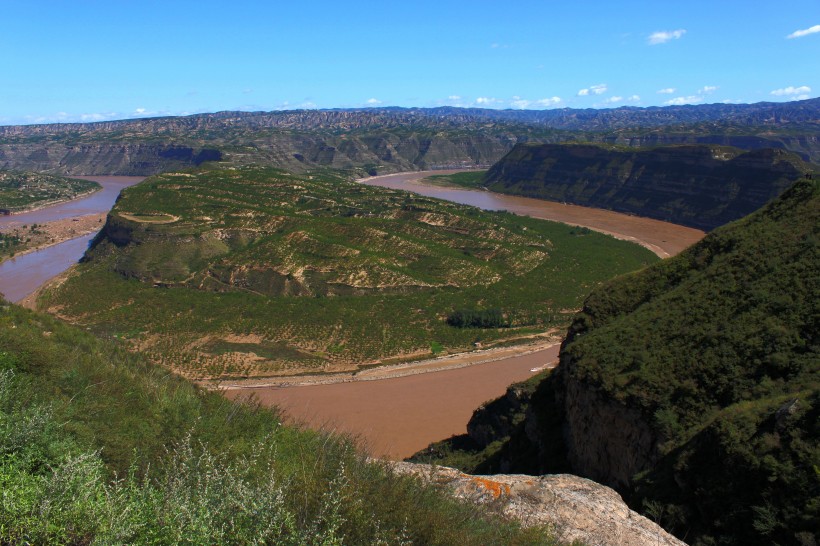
0 176 144 301
32 166 657 381
0 101 816 546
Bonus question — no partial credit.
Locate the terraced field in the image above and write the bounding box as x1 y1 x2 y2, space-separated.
38 166 658 379
0 170 100 212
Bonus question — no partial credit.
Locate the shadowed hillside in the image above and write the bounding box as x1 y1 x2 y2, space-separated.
483 143 813 230
1 99 818 175
413 176 819 545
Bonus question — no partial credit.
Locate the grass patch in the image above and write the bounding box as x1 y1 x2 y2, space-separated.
38 166 658 379
0 170 99 212
0 301 560 545
423 170 487 189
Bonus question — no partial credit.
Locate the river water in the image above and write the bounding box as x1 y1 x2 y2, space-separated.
360 170 705 258
0 170 704 459
0 176 144 302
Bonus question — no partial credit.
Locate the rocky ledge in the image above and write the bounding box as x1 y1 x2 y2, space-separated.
388 461 686 546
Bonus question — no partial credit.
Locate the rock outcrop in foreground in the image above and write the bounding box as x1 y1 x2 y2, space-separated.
390 461 686 546
415 177 819 545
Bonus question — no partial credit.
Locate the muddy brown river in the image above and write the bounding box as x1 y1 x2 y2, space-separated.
1 170 705 460
360 170 705 258
0 176 144 302
227 171 705 459
225 345 561 459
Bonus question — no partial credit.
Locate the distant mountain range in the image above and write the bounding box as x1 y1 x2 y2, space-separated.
2 98 819 135
0 99 818 175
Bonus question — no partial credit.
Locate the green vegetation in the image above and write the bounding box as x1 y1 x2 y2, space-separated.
0 231 23 256
445 178 818 545
0 171 100 212
0 223 47 261
446 308 508 329
0 301 559 544
556 178 819 545
38 165 657 379
418 177 819 545
483 143 814 230
422 170 487 189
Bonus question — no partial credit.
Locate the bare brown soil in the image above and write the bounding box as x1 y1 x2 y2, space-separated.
360 170 706 258
223 343 560 459
220 171 706 458
0 213 106 264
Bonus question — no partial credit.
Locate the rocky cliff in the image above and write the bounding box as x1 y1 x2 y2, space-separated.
484 143 812 230
1 99 818 175
389 462 686 546
414 177 819 545
0 129 525 176
0 142 224 176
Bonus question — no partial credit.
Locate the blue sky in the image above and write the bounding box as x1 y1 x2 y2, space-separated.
1 0 818 125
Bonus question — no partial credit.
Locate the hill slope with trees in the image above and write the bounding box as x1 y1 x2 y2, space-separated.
414 176 819 545
482 144 813 230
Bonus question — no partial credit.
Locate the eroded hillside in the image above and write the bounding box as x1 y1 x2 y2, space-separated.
35 166 657 379
415 176 819 545
483 144 813 230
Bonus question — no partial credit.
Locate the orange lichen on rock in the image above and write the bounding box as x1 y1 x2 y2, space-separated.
470 476 511 499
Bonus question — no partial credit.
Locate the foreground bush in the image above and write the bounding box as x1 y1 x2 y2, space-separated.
0 304 557 545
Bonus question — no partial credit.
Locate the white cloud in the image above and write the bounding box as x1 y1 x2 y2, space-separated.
598 95 639 106
475 97 502 105
578 84 607 97
786 24 820 39
448 95 462 100
511 96 562 109
80 112 116 122
664 95 704 106
657 88 676 94
22 110 124 124
700 85 718 94
366 98 382 105
648 29 686 45
128 108 175 118
770 85 811 96
536 96 562 106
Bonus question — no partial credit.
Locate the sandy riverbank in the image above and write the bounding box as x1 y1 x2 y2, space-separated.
211 336 561 389
224 342 561 459
0 213 106 264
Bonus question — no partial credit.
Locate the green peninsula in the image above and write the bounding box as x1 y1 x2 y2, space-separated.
37 166 657 379
0 170 100 212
